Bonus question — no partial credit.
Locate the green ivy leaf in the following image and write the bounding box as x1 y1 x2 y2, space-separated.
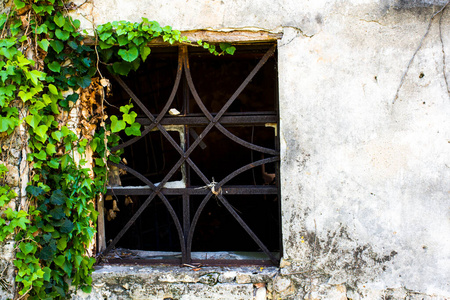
42 224 54 232
59 219 74 233
43 267 51 281
13 0 26 9
79 138 88 147
226 45 236 55
51 130 63 142
82 57 91 67
110 115 126 133
125 122 141 136
0 116 14 132
48 159 59 169
45 144 56 156
32 4 43 14
50 190 66 205
35 124 49 139
39 245 55 261
25 114 42 129
42 94 52 105
36 24 48 35
74 255 83 268
48 61 61 73
140 45 151 62
150 22 162 33
67 40 78 50
123 111 137 124
37 39 50 51
66 93 79 103
50 40 64 54
61 154 70 170
72 19 81 29
49 206 65 220
26 185 44 197
90 137 100 152
54 14 65 27
109 154 121 164
19 242 34 255
76 75 91 88
112 61 132 75
117 35 128 46
34 150 46 160
10 214 30 230
0 13 6 29
55 29 70 41
27 70 45 86
48 84 58 95
132 36 144 46
98 31 112 41
54 255 65 267
118 47 139 62
119 104 133 114
56 235 67 251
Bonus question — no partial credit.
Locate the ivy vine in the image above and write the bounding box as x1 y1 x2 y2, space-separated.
0 0 235 299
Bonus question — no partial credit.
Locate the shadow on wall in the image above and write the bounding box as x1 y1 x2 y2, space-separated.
392 0 449 9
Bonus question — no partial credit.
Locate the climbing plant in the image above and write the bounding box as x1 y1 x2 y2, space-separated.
0 0 235 299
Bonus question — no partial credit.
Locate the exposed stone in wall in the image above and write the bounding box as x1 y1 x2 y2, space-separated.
0 240 15 299
71 266 278 299
0 103 28 299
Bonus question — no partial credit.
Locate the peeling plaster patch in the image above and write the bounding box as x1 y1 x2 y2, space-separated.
306 283 348 300
282 225 399 291
0 240 15 299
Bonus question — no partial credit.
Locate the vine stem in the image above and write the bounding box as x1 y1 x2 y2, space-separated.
16 286 32 300
0 10 10 39
392 1 450 104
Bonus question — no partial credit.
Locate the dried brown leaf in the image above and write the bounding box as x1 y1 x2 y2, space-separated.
112 200 120 212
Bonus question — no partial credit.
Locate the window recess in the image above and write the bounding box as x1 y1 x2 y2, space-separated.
98 44 280 266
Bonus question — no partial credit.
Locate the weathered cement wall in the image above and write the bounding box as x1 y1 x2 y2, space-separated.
43 0 450 299
0 72 29 299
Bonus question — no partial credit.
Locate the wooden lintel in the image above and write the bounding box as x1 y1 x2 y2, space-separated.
84 30 282 46
178 30 282 43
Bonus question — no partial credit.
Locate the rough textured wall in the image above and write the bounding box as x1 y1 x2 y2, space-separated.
0 2 29 296
0 109 28 299
277 6 450 299
69 0 448 299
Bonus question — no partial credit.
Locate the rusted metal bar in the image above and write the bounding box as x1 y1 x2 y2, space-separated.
106 185 278 196
217 193 279 265
135 114 277 126
110 47 183 152
100 258 276 266
186 157 279 256
99 161 186 263
183 45 277 154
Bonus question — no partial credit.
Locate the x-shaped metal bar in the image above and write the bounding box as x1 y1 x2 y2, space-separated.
100 45 278 264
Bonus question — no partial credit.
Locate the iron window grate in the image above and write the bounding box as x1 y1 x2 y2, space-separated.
99 44 280 266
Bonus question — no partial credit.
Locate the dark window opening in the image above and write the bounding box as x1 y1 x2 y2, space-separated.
100 44 280 265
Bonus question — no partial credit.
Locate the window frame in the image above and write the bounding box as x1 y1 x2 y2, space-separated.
97 43 281 266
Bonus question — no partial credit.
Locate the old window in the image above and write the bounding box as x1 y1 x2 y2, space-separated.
98 43 280 265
